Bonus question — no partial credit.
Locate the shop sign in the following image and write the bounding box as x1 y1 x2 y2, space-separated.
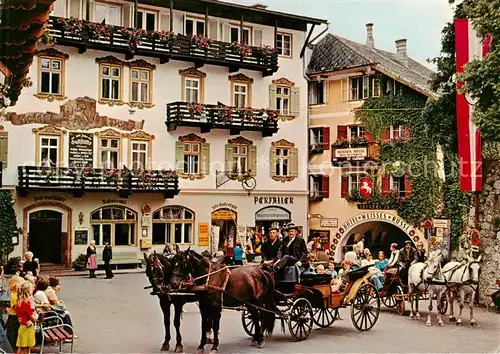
142 213 152 227
339 212 414 235
359 177 374 198
212 202 237 210
74 229 88 245
432 219 449 229
334 147 367 159
198 223 209 246
211 210 236 220
34 196 65 203
68 132 93 168
102 199 127 205
320 218 338 228
253 196 294 205
255 207 290 221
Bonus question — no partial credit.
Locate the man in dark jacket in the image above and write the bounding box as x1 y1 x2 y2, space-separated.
398 240 417 284
103 242 114 279
273 223 308 270
261 227 282 262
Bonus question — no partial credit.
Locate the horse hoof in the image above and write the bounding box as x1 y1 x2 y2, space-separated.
471 322 477 327
438 322 444 327
409 314 414 320
257 342 265 349
426 322 432 327
160 344 170 352
196 350 204 354
456 322 462 326
250 340 258 347
174 345 184 353
415 315 421 320
209 350 218 354
449 317 456 322
206 338 213 345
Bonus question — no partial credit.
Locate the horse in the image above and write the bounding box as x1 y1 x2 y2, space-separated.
407 249 447 326
144 250 212 353
169 249 277 353
442 252 482 326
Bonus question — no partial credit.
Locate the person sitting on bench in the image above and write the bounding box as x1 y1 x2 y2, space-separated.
272 223 308 271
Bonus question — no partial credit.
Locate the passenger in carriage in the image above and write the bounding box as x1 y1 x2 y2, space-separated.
361 251 384 291
271 223 308 271
261 227 282 262
397 240 417 285
375 251 388 271
325 261 338 277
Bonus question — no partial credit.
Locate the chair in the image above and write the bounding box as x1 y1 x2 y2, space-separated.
37 310 74 354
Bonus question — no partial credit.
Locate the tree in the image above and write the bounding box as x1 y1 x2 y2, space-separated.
0 191 17 263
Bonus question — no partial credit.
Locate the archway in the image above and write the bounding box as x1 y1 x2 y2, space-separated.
211 208 237 256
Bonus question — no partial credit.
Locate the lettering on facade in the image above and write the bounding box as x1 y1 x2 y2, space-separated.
338 212 414 235
212 202 237 210
253 196 294 205
102 199 127 205
68 132 93 168
34 196 66 203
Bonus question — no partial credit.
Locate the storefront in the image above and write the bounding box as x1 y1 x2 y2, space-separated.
211 208 237 256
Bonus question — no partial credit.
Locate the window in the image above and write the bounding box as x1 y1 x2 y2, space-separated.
391 124 409 140
183 142 200 174
276 86 290 115
100 65 121 101
309 175 329 198
391 175 406 197
152 207 194 245
275 148 289 176
185 18 205 36
233 83 247 108
230 26 251 45
349 173 362 193
91 207 136 246
309 80 325 105
349 76 369 101
100 138 119 169
137 10 157 31
68 0 82 18
372 77 380 97
276 33 292 57
130 68 151 104
95 2 121 26
310 128 323 146
39 57 62 95
0 132 8 168
40 136 59 167
185 78 200 103
311 176 321 194
131 141 148 170
232 145 248 175
349 126 365 140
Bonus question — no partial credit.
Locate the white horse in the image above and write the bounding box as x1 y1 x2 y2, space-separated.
408 250 447 326
442 252 482 326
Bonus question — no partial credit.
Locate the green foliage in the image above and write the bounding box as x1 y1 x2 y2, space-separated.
0 191 17 264
4 256 20 275
72 253 87 271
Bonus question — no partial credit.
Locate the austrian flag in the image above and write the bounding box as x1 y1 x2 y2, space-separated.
454 19 491 192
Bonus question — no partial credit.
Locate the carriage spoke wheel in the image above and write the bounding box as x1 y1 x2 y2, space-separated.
241 309 255 337
350 283 380 331
381 291 398 308
313 308 337 328
395 286 406 316
288 299 313 341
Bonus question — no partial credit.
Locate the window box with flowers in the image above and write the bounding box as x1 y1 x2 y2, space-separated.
187 103 207 121
229 42 252 58
191 34 212 51
309 143 324 154
254 45 276 60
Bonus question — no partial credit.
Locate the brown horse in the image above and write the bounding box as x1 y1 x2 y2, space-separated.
169 249 277 352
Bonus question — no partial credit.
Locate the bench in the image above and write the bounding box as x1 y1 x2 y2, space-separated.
38 311 74 354
97 250 142 269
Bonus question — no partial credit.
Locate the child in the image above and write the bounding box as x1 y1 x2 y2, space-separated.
6 275 22 351
316 264 326 274
16 281 39 354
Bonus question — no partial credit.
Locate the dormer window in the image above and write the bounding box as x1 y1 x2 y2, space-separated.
349 76 369 101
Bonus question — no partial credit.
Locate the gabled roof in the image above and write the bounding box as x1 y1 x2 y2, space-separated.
307 33 436 98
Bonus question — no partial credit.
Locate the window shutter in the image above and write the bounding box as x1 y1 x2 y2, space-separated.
225 143 233 172
268 84 277 110
253 29 263 46
289 147 299 178
381 128 390 141
248 145 257 177
337 125 347 140
363 76 369 98
269 146 277 177
201 142 210 176
340 78 348 102
381 176 391 197
290 87 300 116
323 81 328 104
122 4 132 28
159 13 170 31
0 133 8 168
364 130 374 142
341 176 349 198
222 23 231 42
321 175 329 198
182 13 186 35
208 20 218 40
323 127 330 150
175 141 184 173
404 173 412 197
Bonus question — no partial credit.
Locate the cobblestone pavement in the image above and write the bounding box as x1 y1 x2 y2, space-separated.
60 273 500 353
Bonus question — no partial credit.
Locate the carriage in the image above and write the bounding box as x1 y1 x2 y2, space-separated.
240 264 381 341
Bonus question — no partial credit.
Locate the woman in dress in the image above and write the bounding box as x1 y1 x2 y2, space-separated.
86 240 98 278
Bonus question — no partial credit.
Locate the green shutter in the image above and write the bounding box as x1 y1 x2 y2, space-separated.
175 141 184 173
289 147 299 178
269 146 277 177
248 145 257 177
225 143 233 173
0 133 8 168
269 84 277 109
201 142 210 176
291 87 300 116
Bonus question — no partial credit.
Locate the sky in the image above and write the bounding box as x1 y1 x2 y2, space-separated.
232 0 455 69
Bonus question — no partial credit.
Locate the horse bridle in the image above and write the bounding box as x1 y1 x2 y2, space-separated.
150 254 167 292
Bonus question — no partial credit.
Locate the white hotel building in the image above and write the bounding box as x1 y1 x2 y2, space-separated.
1 0 326 268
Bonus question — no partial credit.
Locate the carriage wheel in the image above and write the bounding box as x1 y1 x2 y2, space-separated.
381 292 398 308
350 283 380 331
288 298 313 341
395 286 406 316
241 309 255 337
439 293 448 315
312 308 337 328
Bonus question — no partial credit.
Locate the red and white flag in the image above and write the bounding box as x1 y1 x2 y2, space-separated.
454 19 491 192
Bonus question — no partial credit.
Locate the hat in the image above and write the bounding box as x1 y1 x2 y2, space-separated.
284 223 298 231
405 240 412 245
269 227 280 232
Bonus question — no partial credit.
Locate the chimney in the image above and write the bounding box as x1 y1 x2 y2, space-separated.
395 39 408 63
365 23 374 48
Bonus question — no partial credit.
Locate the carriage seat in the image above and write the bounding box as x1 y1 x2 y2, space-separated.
300 274 332 287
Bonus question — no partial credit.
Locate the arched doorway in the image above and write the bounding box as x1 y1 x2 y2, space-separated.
29 210 63 264
211 209 237 256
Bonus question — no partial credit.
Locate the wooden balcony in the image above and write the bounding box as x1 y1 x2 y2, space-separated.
309 191 328 202
17 166 179 198
166 102 279 137
47 17 279 76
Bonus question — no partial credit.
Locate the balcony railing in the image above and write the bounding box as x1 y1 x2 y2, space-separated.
166 102 279 137
17 166 179 198
309 144 325 154
47 17 279 76
309 191 328 202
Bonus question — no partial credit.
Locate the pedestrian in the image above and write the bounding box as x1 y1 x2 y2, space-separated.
15 281 39 354
86 240 98 278
233 242 243 265
103 242 114 279
416 241 426 262
6 275 22 351
22 252 39 277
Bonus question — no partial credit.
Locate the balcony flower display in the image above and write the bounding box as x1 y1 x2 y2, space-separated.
87 22 113 40
255 45 276 58
57 17 84 36
151 30 177 45
219 106 233 122
191 34 211 50
187 103 205 116
258 108 279 121
160 169 177 178
230 42 252 58
120 28 147 50
240 107 255 121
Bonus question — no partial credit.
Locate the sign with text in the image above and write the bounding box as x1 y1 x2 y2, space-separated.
142 213 152 227
255 207 291 221
211 210 236 220
320 218 338 228
198 222 209 246
432 219 449 229
68 132 93 168
334 147 367 159
253 196 294 205
74 230 88 245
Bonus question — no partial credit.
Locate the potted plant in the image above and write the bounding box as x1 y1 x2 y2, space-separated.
72 254 87 271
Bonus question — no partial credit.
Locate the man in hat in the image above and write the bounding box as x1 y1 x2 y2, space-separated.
262 227 282 262
397 240 417 284
273 223 308 270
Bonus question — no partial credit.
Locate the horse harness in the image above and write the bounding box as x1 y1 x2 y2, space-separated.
442 261 480 293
